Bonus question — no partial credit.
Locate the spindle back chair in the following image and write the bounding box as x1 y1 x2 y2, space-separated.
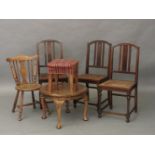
6 55 40 121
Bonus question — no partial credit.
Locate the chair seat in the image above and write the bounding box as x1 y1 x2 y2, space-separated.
16 83 41 91
39 73 67 82
78 74 108 83
99 80 136 92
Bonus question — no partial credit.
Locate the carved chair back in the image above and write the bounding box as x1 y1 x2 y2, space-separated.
110 43 140 82
37 40 63 75
86 40 112 76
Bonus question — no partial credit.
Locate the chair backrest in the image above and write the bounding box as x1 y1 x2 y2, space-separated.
110 43 140 82
6 55 38 85
37 39 63 75
86 40 112 75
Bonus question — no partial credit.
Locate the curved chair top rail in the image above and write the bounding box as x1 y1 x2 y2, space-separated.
113 43 140 49
37 39 63 46
88 40 112 46
6 55 38 62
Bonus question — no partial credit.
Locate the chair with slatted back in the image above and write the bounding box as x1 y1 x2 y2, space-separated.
37 39 66 84
6 55 40 121
75 40 112 113
98 43 140 122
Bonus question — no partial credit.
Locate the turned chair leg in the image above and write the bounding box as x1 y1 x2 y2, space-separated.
86 82 89 99
108 91 113 109
39 91 42 109
31 91 36 109
126 92 131 123
18 91 24 121
65 101 71 113
12 90 20 113
73 100 77 108
97 88 102 118
83 95 88 121
135 87 138 113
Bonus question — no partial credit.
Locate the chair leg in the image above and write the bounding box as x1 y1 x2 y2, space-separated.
126 92 131 123
18 91 24 121
73 100 77 108
97 87 102 118
12 90 20 113
31 91 36 109
108 91 113 109
135 87 138 113
65 101 71 113
86 82 89 99
39 91 42 109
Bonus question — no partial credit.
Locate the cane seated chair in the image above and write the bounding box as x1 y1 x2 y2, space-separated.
37 39 66 84
75 40 112 111
6 55 40 121
98 43 140 122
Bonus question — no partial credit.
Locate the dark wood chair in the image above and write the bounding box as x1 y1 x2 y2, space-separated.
37 40 67 106
75 40 112 112
98 43 140 122
6 55 40 121
37 39 65 84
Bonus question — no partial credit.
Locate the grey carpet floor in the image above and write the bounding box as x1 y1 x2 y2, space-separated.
0 86 155 135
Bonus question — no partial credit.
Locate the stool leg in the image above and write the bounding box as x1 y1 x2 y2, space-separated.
12 90 20 113
54 100 64 129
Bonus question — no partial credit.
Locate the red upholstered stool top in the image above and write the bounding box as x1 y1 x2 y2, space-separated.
47 59 79 74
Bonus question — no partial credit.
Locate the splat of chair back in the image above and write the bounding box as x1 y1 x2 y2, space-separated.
111 43 140 82
6 55 38 85
86 40 112 75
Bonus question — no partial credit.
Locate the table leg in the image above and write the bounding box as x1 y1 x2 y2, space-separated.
40 96 48 119
54 99 65 129
83 94 88 121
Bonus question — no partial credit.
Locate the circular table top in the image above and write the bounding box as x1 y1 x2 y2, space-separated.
40 84 88 98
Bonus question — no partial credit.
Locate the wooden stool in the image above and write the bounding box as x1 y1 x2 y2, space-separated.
47 59 79 93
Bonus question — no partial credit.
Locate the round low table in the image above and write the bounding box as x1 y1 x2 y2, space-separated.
40 84 88 129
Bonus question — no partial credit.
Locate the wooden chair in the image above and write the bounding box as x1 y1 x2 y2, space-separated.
37 39 66 84
98 43 140 122
6 55 40 121
75 40 112 112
